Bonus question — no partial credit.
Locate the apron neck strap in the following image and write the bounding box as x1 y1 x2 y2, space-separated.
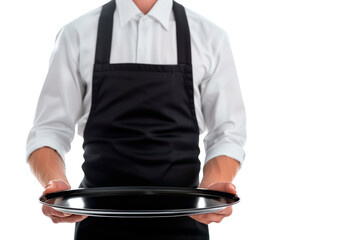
95 0 192 65
95 0 115 64
172 1 192 65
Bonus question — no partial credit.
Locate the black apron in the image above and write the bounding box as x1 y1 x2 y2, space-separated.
75 0 209 239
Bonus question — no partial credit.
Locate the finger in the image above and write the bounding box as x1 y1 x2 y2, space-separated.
48 209 72 218
51 214 88 224
42 206 72 218
195 213 220 220
190 213 225 224
213 215 224 223
189 206 232 221
215 206 233 216
191 213 222 222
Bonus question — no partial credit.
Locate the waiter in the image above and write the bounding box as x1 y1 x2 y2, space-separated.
27 0 246 239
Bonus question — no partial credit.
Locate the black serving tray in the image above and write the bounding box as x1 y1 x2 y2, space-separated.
39 186 240 218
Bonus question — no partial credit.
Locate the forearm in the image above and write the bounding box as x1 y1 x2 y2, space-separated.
28 147 69 188
199 155 240 188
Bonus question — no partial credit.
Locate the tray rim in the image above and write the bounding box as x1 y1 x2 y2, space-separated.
39 186 240 217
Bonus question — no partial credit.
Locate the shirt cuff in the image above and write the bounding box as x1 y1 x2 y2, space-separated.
204 142 245 166
26 136 67 163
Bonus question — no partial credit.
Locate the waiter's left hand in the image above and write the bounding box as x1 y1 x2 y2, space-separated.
190 182 236 224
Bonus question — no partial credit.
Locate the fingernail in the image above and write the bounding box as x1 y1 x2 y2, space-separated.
229 183 236 190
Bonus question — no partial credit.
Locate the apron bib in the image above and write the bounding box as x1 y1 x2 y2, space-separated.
75 1 209 239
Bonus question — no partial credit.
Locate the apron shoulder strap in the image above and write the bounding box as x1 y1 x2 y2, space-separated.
94 0 192 66
95 0 116 64
173 1 192 65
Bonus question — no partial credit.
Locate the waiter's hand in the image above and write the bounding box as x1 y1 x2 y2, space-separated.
42 179 88 223
190 182 236 224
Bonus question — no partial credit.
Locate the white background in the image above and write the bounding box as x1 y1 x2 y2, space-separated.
0 0 359 239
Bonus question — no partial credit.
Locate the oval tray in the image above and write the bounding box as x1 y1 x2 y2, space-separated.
39 186 240 218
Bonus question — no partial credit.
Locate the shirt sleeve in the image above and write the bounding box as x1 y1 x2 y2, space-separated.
26 25 84 162
200 30 246 166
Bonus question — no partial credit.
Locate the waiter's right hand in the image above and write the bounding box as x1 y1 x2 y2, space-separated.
42 180 88 223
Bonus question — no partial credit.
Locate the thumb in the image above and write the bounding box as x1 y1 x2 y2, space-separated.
43 180 70 194
43 181 55 194
225 182 237 195
207 182 237 195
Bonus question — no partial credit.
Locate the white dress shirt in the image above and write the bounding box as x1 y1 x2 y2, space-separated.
26 0 246 166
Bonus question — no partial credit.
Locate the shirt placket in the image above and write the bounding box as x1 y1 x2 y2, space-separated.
136 14 148 63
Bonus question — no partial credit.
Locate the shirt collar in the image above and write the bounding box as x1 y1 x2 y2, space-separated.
115 0 173 30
